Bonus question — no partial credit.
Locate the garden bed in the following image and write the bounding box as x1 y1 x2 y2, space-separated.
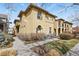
31 39 79 56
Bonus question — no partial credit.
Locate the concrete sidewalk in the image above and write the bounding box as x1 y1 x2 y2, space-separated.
64 43 79 56
13 37 59 56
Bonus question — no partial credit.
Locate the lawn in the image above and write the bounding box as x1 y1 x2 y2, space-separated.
32 39 79 56
46 39 79 49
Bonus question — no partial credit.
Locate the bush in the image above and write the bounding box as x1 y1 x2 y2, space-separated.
18 33 46 41
59 33 74 40
0 48 16 56
75 36 79 39
47 49 61 56
17 33 31 41
31 33 46 40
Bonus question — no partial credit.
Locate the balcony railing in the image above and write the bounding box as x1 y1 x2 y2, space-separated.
58 25 64 28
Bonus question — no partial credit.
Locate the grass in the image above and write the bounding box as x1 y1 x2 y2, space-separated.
58 39 79 48
43 39 79 55
31 39 79 56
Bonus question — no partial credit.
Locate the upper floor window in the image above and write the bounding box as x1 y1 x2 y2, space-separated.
62 23 64 27
37 11 42 19
58 21 61 26
46 15 49 20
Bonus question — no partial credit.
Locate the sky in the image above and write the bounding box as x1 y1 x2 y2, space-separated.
0 3 79 28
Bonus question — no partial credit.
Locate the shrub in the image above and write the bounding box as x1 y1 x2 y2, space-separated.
7 36 15 42
0 48 16 56
32 45 50 56
7 42 13 48
75 36 79 39
59 33 74 40
18 33 32 41
32 33 46 40
32 46 46 56
47 49 61 56
18 33 46 41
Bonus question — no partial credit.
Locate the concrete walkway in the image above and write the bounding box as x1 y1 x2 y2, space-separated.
64 43 79 56
13 37 59 56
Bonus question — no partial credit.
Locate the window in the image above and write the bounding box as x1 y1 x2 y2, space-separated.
46 15 49 20
58 21 61 27
62 23 64 28
37 12 42 19
36 25 42 33
62 29 64 32
58 28 60 35
49 27 52 34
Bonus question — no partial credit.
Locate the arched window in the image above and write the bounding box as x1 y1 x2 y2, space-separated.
36 25 42 33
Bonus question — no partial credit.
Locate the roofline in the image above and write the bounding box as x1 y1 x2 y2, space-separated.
56 18 65 21
55 18 73 25
64 21 73 25
18 4 57 18
18 10 25 17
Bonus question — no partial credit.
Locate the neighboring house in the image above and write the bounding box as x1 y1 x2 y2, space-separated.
55 19 65 36
55 19 72 36
14 4 72 36
64 21 72 33
0 14 8 33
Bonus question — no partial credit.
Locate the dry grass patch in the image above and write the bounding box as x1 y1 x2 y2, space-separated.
0 48 16 56
32 39 79 56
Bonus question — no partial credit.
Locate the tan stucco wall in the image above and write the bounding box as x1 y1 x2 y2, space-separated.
55 20 72 36
55 20 64 36
31 8 55 34
19 10 34 34
64 23 72 33
19 8 56 35
18 7 72 36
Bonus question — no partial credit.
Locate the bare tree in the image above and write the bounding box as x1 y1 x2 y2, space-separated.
3 3 17 31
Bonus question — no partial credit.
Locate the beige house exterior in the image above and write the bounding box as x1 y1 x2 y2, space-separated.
14 4 72 36
55 19 72 36
18 4 57 35
55 19 65 36
64 21 72 33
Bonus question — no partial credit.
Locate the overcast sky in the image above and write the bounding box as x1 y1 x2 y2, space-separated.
0 3 79 27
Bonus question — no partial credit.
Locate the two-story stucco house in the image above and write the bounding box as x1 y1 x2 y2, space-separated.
55 19 72 36
64 21 72 33
18 4 57 35
14 4 73 36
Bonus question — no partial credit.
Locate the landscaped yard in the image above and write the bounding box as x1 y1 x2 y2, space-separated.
32 39 79 56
